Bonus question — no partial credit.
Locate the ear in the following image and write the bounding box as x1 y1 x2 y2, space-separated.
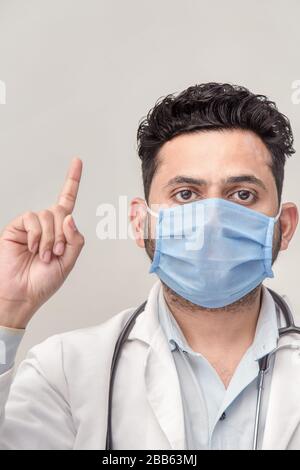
278 202 299 251
129 197 148 248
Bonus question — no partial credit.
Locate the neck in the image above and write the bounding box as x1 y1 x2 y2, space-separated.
162 284 263 386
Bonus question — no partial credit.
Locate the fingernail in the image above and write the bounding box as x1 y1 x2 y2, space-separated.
42 250 51 263
69 216 77 231
54 241 65 256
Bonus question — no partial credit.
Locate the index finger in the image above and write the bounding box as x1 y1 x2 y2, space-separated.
57 157 83 213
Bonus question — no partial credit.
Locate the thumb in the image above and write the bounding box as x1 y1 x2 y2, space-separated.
61 214 85 271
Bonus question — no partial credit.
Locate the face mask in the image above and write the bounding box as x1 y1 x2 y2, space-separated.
147 197 282 308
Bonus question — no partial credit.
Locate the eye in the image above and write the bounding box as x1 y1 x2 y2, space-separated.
230 190 256 203
174 189 198 203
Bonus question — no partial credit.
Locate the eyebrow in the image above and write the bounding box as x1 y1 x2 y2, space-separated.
164 174 267 191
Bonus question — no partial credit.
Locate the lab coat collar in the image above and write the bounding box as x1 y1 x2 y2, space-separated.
127 279 162 345
252 286 280 360
128 281 278 348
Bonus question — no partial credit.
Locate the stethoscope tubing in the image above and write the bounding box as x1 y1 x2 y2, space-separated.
252 343 300 450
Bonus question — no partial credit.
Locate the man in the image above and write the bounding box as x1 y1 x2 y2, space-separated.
0 82 299 450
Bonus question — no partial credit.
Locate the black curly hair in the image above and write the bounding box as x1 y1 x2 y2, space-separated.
137 82 295 204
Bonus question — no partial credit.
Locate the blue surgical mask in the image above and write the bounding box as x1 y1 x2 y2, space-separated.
148 198 282 308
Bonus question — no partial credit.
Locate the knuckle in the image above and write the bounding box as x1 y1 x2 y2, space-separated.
78 234 85 246
52 204 67 217
40 229 55 245
60 192 74 203
40 238 55 249
39 209 53 221
40 239 54 251
23 210 35 220
42 230 55 241
30 228 42 239
55 234 66 243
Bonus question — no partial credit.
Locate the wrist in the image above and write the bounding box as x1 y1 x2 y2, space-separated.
0 300 35 329
0 315 29 329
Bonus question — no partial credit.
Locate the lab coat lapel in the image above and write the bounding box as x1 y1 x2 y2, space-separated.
144 327 186 449
262 333 300 450
127 280 186 450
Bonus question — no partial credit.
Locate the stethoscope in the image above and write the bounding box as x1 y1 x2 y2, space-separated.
253 288 300 450
105 288 300 451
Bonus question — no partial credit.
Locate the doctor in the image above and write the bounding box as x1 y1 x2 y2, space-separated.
0 82 299 450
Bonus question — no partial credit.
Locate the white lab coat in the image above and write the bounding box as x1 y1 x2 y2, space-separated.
0 280 300 450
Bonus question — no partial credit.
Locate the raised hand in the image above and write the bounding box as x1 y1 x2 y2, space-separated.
0 157 85 329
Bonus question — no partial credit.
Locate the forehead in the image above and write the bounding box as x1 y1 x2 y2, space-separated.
154 129 273 183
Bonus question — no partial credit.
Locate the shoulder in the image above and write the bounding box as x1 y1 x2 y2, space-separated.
22 306 136 387
30 306 136 358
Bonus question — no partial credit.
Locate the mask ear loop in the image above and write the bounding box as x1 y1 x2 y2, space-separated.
274 202 283 222
145 203 159 219
143 203 159 244
264 202 283 277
